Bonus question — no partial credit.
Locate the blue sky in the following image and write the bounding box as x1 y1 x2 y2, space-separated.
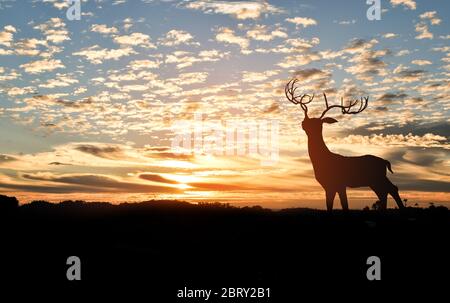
0 0 449 208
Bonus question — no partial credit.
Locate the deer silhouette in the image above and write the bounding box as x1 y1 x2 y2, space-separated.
285 79 405 211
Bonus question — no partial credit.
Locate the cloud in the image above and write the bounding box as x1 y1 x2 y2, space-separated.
351 121 450 141
0 154 17 163
73 45 136 64
411 59 432 66
19 172 182 194
337 20 356 25
91 24 119 35
242 70 279 82
0 68 19 80
23 95 94 109
39 73 78 88
277 52 321 68
48 162 72 166
344 39 389 81
165 49 228 69
43 0 70 10
328 133 448 149
20 58 64 74
0 48 13 55
342 38 378 54
143 146 194 160
5 86 35 96
382 33 398 39
170 72 209 85
294 68 330 82
390 0 416 10
392 68 426 83
34 18 70 44
187 182 250 191
377 92 408 104
3 25 16 33
415 22 433 40
286 17 317 28
414 11 441 40
393 174 450 192
215 27 249 49
74 144 125 159
419 11 441 25
0 25 15 47
139 174 179 184
13 38 47 56
184 0 283 19
246 24 287 41
113 32 155 48
127 59 161 70
159 29 198 46
263 102 279 114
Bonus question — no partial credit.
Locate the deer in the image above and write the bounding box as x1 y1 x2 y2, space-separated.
285 79 405 211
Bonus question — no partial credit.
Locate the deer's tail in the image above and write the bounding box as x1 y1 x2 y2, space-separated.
385 160 393 174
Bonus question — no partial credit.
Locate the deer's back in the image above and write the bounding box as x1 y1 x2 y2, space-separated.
313 154 388 189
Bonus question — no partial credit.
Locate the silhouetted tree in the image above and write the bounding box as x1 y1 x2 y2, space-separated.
0 195 19 212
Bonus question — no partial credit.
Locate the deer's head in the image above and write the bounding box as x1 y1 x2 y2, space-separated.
285 79 369 137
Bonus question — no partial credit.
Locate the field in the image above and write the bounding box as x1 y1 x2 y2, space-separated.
1 196 448 300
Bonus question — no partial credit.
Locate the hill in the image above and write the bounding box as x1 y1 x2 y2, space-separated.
0 195 448 300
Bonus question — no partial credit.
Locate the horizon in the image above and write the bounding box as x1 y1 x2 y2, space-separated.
0 0 449 209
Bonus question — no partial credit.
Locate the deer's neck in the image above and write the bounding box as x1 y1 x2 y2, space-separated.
307 132 332 164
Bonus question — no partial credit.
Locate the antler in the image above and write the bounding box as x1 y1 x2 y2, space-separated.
319 94 369 119
285 79 314 117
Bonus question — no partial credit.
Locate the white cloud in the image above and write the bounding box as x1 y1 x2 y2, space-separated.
0 25 15 46
34 18 70 44
390 0 416 10
277 53 321 68
43 0 70 10
242 70 279 82
184 0 283 19
159 29 198 46
20 58 64 74
165 49 227 69
215 27 249 49
113 32 155 48
411 59 432 66
286 17 317 28
383 33 398 39
4 25 16 33
330 133 448 149
5 86 35 96
419 11 441 25
170 72 209 85
39 73 79 88
73 45 136 64
127 59 161 70
396 50 411 57
338 20 356 25
91 24 119 35
246 24 287 41
415 22 433 40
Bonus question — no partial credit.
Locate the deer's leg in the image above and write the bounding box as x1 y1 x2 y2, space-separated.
370 185 387 210
325 189 336 211
384 178 405 209
338 189 349 211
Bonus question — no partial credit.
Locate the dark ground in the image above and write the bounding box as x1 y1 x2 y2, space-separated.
0 195 449 301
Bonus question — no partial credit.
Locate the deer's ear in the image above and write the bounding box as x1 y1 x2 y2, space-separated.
322 117 338 124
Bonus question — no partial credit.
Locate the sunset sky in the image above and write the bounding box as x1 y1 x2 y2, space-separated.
0 0 449 208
